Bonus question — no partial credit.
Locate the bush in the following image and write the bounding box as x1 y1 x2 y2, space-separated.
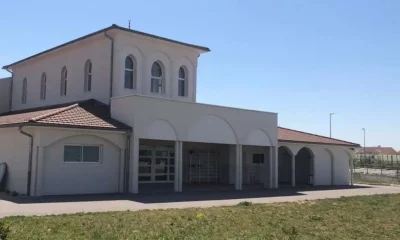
237 201 253 206
0 222 10 240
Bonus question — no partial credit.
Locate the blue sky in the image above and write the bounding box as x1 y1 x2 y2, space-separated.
1 1 399 150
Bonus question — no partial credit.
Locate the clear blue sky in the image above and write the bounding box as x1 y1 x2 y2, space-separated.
1 1 399 150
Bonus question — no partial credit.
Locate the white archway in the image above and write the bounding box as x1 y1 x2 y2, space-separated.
187 114 238 144
146 119 177 141
244 129 273 146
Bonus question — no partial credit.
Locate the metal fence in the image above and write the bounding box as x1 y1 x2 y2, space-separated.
352 154 400 185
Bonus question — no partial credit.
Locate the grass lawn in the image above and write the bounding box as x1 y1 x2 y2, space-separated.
2 194 400 240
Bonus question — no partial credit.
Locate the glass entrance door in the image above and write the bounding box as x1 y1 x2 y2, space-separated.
139 146 175 183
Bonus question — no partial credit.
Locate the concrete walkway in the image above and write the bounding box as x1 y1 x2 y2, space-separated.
1 184 400 218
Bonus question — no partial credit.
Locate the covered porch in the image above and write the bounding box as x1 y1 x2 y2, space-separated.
110 94 278 194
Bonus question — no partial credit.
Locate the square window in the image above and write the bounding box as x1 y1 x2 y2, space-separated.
252 153 264 164
139 149 152 157
83 146 100 163
64 146 82 162
139 166 151 174
169 175 175 181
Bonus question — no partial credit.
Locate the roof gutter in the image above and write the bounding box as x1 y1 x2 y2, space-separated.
18 126 33 196
104 30 114 104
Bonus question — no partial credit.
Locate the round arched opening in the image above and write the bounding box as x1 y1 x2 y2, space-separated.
295 147 314 185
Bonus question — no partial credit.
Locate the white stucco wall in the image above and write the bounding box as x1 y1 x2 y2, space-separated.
10 35 111 111
0 77 11 113
111 95 278 146
33 127 127 196
42 135 121 195
112 31 200 103
0 128 29 194
279 142 351 186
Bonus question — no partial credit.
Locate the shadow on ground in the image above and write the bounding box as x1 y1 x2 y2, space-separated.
0 185 371 205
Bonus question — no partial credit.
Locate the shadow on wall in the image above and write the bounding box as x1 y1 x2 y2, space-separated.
0 185 371 205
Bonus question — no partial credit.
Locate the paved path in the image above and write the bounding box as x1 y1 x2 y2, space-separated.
1 184 400 218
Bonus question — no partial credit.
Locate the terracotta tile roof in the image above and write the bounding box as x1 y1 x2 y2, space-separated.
354 147 399 155
0 99 131 131
278 127 359 147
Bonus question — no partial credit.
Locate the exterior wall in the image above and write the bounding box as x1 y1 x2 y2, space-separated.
10 35 111 111
0 77 12 113
112 32 199 102
111 95 278 146
42 135 121 195
22 127 126 196
279 142 351 186
0 127 29 194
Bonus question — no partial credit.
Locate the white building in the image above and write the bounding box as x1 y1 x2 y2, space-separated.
0 24 359 196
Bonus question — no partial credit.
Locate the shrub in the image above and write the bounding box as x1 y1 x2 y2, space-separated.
237 201 253 206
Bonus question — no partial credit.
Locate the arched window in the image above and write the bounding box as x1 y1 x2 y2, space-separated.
22 78 27 104
124 56 137 89
151 61 164 93
84 60 92 92
178 66 187 97
40 73 46 100
60 66 67 96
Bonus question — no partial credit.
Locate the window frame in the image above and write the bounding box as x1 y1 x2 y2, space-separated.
150 61 165 94
40 73 46 100
84 60 92 92
178 66 187 97
60 66 68 96
124 55 137 89
22 78 27 104
63 144 102 164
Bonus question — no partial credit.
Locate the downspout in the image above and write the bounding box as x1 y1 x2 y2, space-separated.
5 68 13 112
104 31 114 104
18 126 33 196
124 133 132 193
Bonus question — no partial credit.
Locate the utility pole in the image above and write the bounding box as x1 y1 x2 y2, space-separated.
362 128 366 165
330 113 335 138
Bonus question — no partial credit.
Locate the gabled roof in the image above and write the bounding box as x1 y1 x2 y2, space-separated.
278 127 360 147
354 147 399 155
2 24 210 70
0 99 131 132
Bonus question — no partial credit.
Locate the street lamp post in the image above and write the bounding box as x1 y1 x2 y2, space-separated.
330 113 335 138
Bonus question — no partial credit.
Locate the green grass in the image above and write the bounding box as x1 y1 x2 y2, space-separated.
3 194 400 239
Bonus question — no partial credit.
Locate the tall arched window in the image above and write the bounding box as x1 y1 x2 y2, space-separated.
178 66 187 97
40 73 46 100
124 56 136 89
151 61 164 93
84 60 92 92
22 78 27 104
60 66 67 96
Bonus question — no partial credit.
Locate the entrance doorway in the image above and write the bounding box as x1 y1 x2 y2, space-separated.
138 146 175 183
187 150 220 184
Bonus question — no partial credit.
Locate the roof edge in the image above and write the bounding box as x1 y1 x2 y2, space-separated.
3 24 210 70
278 139 360 147
278 126 360 146
30 103 78 122
0 122 131 132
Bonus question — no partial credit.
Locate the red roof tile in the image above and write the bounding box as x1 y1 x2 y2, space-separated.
0 99 130 131
354 147 399 155
278 127 359 147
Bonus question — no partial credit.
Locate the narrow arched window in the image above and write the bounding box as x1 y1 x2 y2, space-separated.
151 61 164 93
178 66 187 97
60 66 67 96
84 60 92 92
22 78 27 104
124 56 136 89
40 73 46 100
